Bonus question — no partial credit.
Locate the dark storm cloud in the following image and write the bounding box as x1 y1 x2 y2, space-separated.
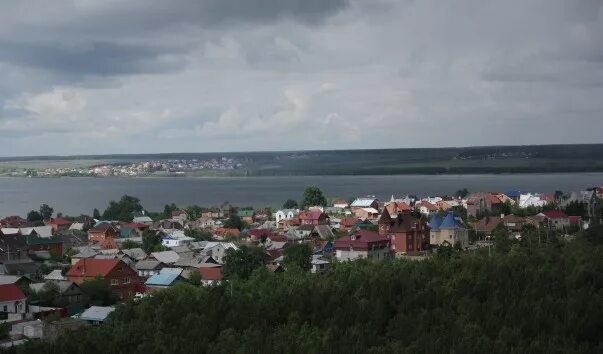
0 41 188 76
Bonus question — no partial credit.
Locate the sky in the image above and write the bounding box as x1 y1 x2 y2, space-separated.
0 0 602 157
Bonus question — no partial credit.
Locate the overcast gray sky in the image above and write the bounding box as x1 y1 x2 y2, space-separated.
0 0 602 156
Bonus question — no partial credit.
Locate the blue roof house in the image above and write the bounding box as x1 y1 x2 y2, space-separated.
429 212 469 247
145 273 184 289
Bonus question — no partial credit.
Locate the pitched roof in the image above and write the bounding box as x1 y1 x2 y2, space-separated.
67 259 120 278
135 260 164 270
436 212 466 230
0 275 27 285
298 211 326 221
44 269 67 281
49 218 72 226
542 210 569 219
350 198 377 207
313 225 335 239
145 273 181 286
121 248 147 261
79 306 115 322
150 250 180 264
0 284 26 302
334 230 390 251
198 267 223 281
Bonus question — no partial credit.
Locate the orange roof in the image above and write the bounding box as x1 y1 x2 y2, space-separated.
67 258 120 278
198 267 223 281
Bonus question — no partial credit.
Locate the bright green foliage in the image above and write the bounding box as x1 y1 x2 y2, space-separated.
15 229 603 353
223 246 268 280
300 186 327 209
283 243 312 271
102 195 144 221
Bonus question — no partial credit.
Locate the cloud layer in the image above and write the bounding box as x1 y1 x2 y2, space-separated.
0 0 602 156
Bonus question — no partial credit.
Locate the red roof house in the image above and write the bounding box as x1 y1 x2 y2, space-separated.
298 211 329 225
67 259 142 299
47 217 73 232
0 284 27 313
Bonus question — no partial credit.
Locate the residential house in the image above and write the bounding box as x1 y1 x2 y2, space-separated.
145 273 184 290
415 201 439 216
26 234 63 257
384 199 412 216
170 210 188 223
334 230 391 262
474 214 534 237
332 199 349 209
339 217 360 232
44 269 67 281
275 209 299 224
350 197 379 211
88 223 119 243
135 260 166 278
201 208 223 219
378 208 428 256
220 202 234 218
67 259 142 299
596 187 603 200
0 284 27 314
132 216 154 225
71 247 99 265
429 212 469 247
200 242 238 264
298 211 329 226
518 193 548 208
539 210 570 230
162 231 194 248
353 207 379 221
121 248 147 262
466 193 504 218
149 250 180 265
46 218 73 232
237 209 256 224
20 226 54 238
311 255 331 273
311 225 335 240
0 261 42 278
0 216 27 228
77 306 115 325
286 224 314 240
198 266 224 286
30 280 82 305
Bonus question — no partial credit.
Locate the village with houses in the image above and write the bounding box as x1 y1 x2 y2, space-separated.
1 185 602 347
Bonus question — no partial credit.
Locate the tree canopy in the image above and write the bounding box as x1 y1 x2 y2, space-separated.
15 228 603 353
283 199 298 209
283 243 312 271
223 214 245 230
79 277 119 307
300 186 327 209
102 195 144 221
223 245 268 280
39 204 54 220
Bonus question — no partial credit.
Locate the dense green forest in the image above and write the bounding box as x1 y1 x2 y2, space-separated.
10 227 603 353
2 144 603 176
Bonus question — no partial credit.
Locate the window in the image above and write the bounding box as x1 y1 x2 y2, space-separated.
111 279 118 286
123 278 130 284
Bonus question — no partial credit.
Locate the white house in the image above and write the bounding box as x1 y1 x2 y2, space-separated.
200 242 239 264
0 284 27 314
132 216 154 225
275 209 298 224
518 193 546 208
350 197 379 210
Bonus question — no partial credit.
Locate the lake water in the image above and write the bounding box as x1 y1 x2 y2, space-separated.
0 173 602 216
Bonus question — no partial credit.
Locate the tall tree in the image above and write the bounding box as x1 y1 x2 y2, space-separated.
454 188 470 199
79 277 119 307
142 229 164 253
283 199 298 209
92 208 101 220
300 186 327 209
102 195 144 221
27 210 43 222
224 215 245 230
223 246 268 279
283 243 312 271
39 204 54 220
